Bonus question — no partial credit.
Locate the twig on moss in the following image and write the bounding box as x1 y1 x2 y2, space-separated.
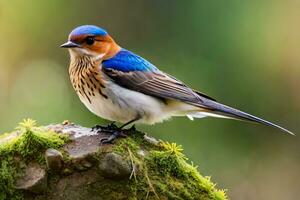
127 147 137 182
144 167 159 200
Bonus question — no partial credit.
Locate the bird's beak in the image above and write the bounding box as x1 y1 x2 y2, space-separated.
60 41 81 48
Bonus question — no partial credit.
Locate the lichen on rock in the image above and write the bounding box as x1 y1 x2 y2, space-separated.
0 119 227 200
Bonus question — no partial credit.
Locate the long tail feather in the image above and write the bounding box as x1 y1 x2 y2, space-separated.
198 99 295 135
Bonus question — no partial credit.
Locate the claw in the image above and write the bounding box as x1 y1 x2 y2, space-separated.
100 130 128 145
93 120 137 145
100 131 119 144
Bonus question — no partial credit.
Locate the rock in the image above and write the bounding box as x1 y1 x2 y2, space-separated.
1 121 227 199
98 153 132 179
60 125 104 160
45 148 63 172
15 163 47 194
71 158 94 171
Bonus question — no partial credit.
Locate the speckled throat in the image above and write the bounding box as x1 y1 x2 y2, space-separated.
69 56 107 104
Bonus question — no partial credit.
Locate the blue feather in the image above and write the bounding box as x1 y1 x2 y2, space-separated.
70 25 107 37
102 49 158 72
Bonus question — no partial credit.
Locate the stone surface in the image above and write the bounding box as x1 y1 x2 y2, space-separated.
98 152 132 179
15 163 47 194
47 123 111 160
45 148 63 172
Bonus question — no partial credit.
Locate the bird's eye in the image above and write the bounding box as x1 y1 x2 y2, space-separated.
85 37 95 45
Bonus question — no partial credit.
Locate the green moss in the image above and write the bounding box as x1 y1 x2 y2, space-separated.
0 119 68 200
112 128 146 155
144 142 227 200
113 137 140 155
0 159 23 200
111 137 227 200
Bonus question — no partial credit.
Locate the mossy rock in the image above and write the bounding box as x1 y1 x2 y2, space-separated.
0 119 227 200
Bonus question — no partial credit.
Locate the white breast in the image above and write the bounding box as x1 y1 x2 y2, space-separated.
78 80 176 124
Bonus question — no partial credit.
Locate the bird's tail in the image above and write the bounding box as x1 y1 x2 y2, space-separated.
190 99 295 135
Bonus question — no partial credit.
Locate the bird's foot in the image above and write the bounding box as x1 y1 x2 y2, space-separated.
91 122 118 133
94 121 136 144
100 130 127 144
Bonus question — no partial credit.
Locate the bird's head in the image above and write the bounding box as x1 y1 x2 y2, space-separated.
61 25 120 61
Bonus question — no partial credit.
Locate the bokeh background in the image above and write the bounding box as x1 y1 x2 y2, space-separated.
0 0 299 199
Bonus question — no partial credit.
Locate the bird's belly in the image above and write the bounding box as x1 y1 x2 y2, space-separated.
79 93 135 123
78 81 172 124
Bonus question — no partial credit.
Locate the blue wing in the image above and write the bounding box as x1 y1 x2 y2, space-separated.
102 49 158 72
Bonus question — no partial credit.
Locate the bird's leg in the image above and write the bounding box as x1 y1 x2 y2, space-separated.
100 117 140 144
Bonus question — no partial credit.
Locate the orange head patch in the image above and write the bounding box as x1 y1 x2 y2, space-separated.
61 25 121 60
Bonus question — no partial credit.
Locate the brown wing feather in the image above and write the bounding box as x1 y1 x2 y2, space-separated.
103 68 216 106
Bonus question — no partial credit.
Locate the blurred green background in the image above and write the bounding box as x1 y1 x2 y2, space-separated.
0 0 299 199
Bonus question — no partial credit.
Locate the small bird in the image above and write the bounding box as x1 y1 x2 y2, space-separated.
61 25 294 143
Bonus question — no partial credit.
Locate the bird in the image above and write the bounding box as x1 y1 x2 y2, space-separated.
61 25 294 143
